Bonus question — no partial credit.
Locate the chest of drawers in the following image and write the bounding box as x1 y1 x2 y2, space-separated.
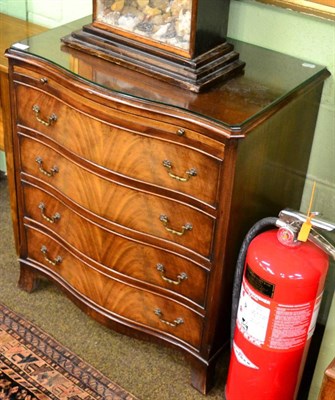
5 17 329 394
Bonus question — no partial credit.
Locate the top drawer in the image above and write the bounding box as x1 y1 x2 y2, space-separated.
13 72 224 208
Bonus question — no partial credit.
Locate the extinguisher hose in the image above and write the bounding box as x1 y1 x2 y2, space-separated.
230 217 278 349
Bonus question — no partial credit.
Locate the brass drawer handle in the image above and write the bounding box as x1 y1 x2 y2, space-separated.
38 202 61 224
40 245 62 266
176 128 185 136
159 215 192 237
35 156 59 177
32 104 57 126
162 160 197 182
156 263 188 285
154 309 184 327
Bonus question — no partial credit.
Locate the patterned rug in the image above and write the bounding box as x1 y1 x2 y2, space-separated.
0 303 137 399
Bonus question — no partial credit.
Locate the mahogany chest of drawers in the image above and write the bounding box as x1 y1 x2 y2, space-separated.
5 17 329 394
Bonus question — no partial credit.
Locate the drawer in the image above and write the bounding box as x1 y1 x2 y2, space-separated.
14 65 227 153
15 83 222 207
25 226 204 349
22 184 208 307
19 136 215 258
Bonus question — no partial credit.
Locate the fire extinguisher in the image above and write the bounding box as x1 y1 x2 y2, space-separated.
226 208 335 400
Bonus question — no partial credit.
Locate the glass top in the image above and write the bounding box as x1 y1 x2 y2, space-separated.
10 16 329 132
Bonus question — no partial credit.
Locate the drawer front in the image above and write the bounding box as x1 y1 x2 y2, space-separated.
14 65 226 154
15 84 221 206
25 227 203 349
20 136 214 258
22 184 208 307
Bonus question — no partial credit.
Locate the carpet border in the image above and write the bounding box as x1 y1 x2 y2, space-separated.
0 302 138 400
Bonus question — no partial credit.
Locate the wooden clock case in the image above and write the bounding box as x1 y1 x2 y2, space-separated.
62 0 245 92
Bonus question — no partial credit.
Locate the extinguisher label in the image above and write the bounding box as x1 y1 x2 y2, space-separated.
237 280 271 347
233 341 259 369
269 301 314 349
307 292 323 340
246 264 275 298
238 278 320 350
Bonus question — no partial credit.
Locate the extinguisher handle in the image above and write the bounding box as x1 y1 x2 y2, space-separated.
279 209 335 232
278 209 335 259
309 229 335 260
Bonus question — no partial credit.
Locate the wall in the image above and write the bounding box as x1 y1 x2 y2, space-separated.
0 0 91 27
0 0 26 19
26 0 91 27
1 0 334 397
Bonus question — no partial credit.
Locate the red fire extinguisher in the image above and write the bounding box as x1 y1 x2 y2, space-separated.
226 209 335 400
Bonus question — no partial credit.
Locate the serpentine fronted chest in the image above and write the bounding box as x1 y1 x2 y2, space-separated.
5 17 329 394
